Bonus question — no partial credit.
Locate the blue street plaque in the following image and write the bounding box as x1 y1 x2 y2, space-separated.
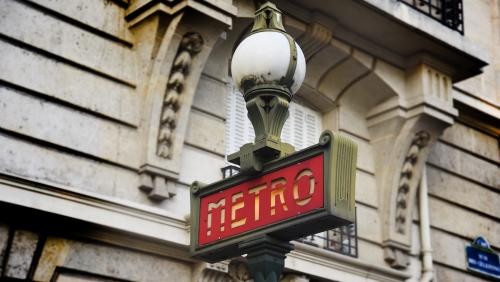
466 237 500 280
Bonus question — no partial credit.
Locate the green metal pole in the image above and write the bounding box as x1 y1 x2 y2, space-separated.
231 3 297 280
239 236 294 282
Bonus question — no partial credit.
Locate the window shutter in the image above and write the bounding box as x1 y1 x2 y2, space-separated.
225 82 255 156
225 83 321 157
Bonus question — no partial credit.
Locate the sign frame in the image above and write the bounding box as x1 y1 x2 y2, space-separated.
465 236 500 280
190 131 357 262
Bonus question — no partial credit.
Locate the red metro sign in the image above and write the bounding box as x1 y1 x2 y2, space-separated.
190 131 357 262
199 154 324 246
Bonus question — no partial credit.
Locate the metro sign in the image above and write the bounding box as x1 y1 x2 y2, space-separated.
200 154 324 246
190 131 357 262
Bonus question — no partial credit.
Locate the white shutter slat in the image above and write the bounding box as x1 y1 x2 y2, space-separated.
225 82 322 157
291 104 304 149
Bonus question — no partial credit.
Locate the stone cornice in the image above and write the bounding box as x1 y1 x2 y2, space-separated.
275 0 488 82
126 0 236 27
289 242 411 282
0 172 189 245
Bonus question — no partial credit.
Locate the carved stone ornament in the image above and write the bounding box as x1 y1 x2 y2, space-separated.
227 261 310 282
395 130 430 234
157 32 204 159
198 269 232 282
228 261 252 282
193 262 233 282
297 22 332 60
138 169 176 201
384 244 410 270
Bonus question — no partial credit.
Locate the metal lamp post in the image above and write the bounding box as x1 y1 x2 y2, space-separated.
227 2 306 281
190 5 357 275
190 4 357 277
228 1 306 173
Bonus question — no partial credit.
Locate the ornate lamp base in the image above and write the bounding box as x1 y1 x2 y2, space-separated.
228 85 295 173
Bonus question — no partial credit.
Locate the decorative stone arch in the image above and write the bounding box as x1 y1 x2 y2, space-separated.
196 1 458 271
304 42 457 270
284 16 457 270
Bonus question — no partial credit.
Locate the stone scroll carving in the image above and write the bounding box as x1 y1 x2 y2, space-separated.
157 32 204 159
228 262 252 282
199 269 232 282
394 131 430 234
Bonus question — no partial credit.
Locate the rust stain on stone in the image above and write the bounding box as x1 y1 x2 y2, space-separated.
33 237 71 282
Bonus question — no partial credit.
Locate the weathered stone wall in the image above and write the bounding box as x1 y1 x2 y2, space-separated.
0 0 498 281
0 0 207 280
457 0 500 104
422 123 499 281
420 1 500 280
0 222 193 281
0 0 145 203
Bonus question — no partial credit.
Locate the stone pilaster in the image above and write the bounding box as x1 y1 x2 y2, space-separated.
128 0 236 201
367 61 457 269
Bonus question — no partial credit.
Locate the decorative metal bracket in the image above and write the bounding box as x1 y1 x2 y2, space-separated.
227 86 295 173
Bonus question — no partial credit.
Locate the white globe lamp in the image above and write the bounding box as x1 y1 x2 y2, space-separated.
227 2 307 172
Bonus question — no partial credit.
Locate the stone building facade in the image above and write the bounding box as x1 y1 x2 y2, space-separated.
0 0 498 281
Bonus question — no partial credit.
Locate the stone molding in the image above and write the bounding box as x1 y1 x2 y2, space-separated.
126 0 237 27
228 261 252 282
0 175 189 246
290 242 411 282
297 22 332 61
383 241 411 270
138 164 178 200
193 261 233 282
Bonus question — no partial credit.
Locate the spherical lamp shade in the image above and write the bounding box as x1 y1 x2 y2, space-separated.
231 31 306 96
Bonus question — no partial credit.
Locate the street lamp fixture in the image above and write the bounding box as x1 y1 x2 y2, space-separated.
228 1 306 173
191 4 357 282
